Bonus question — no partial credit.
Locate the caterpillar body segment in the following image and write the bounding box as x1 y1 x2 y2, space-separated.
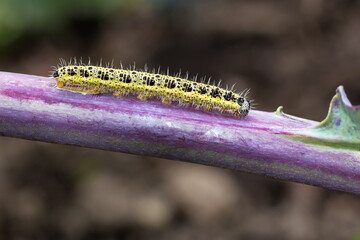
52 64 251 117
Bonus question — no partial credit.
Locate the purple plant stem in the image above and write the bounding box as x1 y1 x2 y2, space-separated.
0 71 359 194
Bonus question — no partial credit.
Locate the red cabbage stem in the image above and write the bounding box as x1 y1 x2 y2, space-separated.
0 71 359 194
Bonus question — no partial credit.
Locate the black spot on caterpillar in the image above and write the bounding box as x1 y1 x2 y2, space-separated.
52 60 251 117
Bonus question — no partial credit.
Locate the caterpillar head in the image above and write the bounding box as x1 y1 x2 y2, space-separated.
237 97 250 117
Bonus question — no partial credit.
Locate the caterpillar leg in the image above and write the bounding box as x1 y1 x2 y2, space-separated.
162 98 172 104
113 91 125 98
88 87 101 94
137 94 149 100
233 111 244 118
56 81 64 89
204 105 213 112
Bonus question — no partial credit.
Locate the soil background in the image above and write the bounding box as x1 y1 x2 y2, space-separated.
0 1 360 239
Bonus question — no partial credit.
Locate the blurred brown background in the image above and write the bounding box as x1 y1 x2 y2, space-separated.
0 0 360 239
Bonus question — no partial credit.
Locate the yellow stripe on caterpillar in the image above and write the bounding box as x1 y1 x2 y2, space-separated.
52 63 251 117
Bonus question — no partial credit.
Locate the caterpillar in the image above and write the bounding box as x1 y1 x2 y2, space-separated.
52 60 251 117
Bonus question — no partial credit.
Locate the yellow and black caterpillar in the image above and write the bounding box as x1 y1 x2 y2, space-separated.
52 62 251 117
